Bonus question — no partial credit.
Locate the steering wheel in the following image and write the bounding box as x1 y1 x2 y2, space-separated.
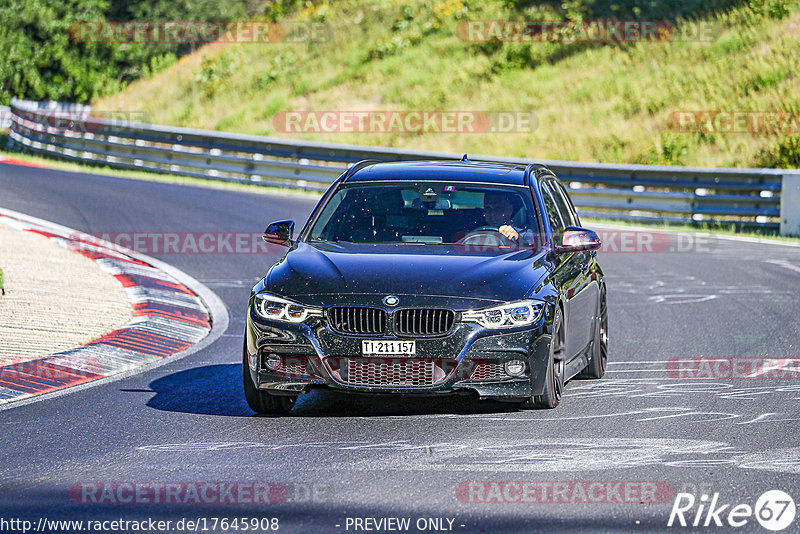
456 228 515 248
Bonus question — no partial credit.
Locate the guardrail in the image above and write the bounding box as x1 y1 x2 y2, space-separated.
7 98 799 235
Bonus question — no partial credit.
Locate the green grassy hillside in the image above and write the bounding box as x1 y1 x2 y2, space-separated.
97 0 800 168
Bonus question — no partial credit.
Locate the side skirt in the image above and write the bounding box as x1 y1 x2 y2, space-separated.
564 351 590 381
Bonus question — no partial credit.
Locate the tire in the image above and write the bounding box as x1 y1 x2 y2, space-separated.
580 286 608 379
242 343 295 415
531 306 565 409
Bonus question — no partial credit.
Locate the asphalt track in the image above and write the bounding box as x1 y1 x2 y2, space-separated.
1 163 800 533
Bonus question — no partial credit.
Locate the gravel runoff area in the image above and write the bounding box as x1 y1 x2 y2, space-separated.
0 220 132 365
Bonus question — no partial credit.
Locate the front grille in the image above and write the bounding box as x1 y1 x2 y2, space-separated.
470 361 507 380
328 307 387 335
343 358 436 387
394 308 455 336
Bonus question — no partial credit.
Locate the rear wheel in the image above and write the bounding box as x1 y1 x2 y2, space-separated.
242 343 295 415
531 306 565 409
580 287 608 379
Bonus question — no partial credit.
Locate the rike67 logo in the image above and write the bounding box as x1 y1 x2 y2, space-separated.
668 490 796 531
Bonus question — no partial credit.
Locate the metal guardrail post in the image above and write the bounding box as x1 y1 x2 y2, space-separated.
780 174 800 237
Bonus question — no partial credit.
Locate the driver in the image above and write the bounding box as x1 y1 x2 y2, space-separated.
482 191 528 242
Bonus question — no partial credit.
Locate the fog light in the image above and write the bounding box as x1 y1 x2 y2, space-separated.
265 353 282 371
504 359 526 377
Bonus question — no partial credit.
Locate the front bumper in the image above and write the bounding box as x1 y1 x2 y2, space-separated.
244 306 553 401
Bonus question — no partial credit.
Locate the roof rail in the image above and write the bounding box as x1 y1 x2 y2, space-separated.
524 163 557 184
522 163 538 187
341 159 383 182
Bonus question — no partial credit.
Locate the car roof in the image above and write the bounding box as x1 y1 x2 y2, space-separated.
346 160 549 186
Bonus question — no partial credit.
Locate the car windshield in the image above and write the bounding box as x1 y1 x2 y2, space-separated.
308 182 541 252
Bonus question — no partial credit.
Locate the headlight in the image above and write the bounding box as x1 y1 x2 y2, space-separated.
462 299 545 329
253 293 322 323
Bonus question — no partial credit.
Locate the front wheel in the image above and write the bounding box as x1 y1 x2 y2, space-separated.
531 306 565 409
242 343 295 415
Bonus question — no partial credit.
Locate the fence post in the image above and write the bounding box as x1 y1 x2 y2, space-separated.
780 173 800 236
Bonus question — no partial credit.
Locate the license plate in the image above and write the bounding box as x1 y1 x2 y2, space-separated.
362 340 416 356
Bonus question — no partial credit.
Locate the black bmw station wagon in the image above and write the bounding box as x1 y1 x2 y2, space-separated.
243 159 607 414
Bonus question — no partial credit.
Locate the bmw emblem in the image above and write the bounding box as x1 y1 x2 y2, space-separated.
383 295 399 307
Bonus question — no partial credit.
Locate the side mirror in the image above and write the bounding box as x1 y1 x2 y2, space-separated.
263 220 295 247
556 226 601 254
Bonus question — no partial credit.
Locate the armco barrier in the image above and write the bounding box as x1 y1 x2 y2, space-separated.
6 98 798 235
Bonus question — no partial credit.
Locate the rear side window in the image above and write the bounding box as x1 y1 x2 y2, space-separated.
551 180 580 227
545 179 577 230
540 181 565 242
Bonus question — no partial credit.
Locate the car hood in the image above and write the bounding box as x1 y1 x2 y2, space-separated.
265 242 549 307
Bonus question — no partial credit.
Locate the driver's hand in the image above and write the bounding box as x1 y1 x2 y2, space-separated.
498 225 519 241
